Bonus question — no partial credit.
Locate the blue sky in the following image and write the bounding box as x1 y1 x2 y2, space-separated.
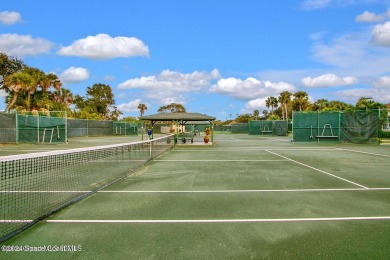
1 0 390 120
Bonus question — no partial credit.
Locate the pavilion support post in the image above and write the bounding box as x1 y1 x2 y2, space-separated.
211 122 214 143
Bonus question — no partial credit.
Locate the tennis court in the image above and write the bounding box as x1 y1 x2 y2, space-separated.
1 134 390 259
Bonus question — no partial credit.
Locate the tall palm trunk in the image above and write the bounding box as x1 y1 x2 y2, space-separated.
284 103 288 120
6 93 19 111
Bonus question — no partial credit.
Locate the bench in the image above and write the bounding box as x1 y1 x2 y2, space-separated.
178 133 194 144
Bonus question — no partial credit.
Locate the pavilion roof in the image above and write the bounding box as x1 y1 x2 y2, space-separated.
140 112 216 122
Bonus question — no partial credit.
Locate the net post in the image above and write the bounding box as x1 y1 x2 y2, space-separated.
37 113 40 144
64 110 67 144
15 111 19 144
291 111 294 143
149 139 152 157
338 111 341 143
317 111 319 144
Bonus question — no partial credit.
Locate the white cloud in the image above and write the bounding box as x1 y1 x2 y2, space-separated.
118 69 220 105
244 98 268 112
57 34 149 60
311 33 367 68
371 21 390 46
59 67 89 83
301 74 357 87
117 99 143 112
119 69 220 92
336 87 390 103
372 76 390 88
355 10 389 23
310 31 390 77
210 77 295 100
0 11 21 25
0 34 52 57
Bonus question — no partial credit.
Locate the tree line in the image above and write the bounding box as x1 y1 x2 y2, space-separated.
227 91 386 125
1 52 122 120
0 53 190 122
1 52 387 124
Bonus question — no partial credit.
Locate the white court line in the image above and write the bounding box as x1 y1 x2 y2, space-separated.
173 148 340 152
153 159 287 162
45 216 390 223
265 150 369 189
338 148 390 158
2 188 390 193
0 191 90 193
0 188 390 193
99 188 390 193
0 220 33 223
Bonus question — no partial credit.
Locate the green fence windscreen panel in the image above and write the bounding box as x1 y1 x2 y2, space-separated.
1 112 141 143
214 125 231 133
67 119 117 137
87 120 113 136
113 122 138 135
273 121 288 136
249 120 288 136
231 123 248 133
293 110 379 144
67 119 88 137
17 114 66 144
248 121 261 135
340 110 379 144
0 113 17 143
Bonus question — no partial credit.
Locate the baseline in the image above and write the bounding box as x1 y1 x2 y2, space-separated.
99 188 390 193
3 188 390 193
45 216 390 223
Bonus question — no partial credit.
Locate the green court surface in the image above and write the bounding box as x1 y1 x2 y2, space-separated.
1 134 390 259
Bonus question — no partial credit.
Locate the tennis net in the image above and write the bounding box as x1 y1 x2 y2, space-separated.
0 135 174 243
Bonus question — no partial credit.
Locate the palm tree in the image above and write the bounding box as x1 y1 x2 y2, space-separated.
4 71 33 111
253 109 259 120
312 99 329 111
329 100 352 111
271 96 278 114
53 88 74 109
22 67 44 109
138 103 147 118
265 96 278 114
278 91 292 120
39 73 62 92
293 91 309 111
265 97 272 112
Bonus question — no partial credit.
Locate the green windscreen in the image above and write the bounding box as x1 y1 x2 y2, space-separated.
0 113 16 143
17 113 67 144
248 120 288 136
292 110 379 144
